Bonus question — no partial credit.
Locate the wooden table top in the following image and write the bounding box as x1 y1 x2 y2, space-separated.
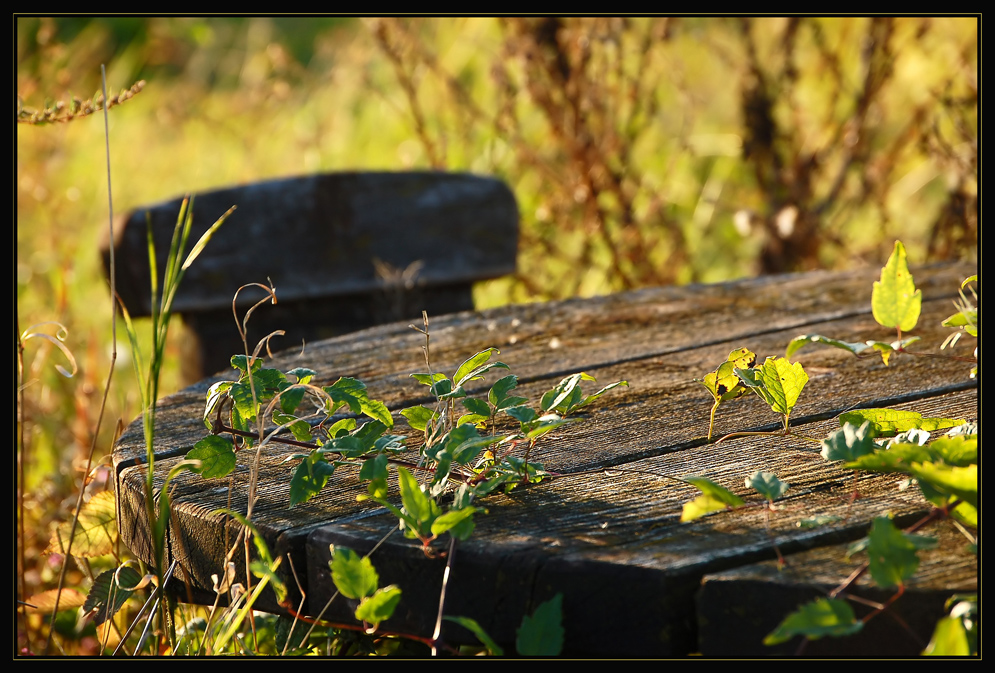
113 262 977 656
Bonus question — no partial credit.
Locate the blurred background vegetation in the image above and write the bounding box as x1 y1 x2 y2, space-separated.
16 17 977 654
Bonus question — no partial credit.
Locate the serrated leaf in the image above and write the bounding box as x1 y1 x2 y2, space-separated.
756 357 808 418
764 598 862 645
23 588 89 614
355 585 402 629
821 422 876 462
839 409 965 436
872 241 922 332
47 491 117 558
330 546 378 600
289 451 336 508
866 516 934 589
746 471 789 501
188 435 237 479
516 593 564 656
505 405 537 424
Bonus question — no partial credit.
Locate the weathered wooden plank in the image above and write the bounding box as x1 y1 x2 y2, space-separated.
111 261 975 467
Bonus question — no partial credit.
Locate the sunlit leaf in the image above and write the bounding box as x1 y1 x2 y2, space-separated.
872 241 921 332
188 435 237 479
330 546 379 600
47 491 117 558
764 598 862 645
355 585 402 630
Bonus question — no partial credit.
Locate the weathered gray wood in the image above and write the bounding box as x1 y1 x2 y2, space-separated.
101 171 518 379
111 262 977 655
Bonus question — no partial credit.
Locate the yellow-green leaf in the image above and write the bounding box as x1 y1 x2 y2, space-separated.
872 241 922 332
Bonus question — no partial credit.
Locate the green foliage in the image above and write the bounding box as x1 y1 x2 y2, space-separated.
680 477 747 522
872 241 922 334
923 596 977 656
695 246 978 655
329 546 401 632
764 598 862 645
516 594 565 656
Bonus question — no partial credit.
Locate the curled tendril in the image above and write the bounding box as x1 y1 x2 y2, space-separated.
232 279 278 345
19 321 78 378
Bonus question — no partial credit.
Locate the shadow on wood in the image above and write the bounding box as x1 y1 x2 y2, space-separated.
100 171 519 382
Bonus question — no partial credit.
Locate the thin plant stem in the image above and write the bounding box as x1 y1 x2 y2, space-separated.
44 64 119 655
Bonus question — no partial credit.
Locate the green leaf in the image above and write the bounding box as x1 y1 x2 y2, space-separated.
203 380 234 424
923 616 971 656
680 477 746 522
756 357 808 418
359 454 390 499
462 397 491 417
764 598 862 645
355 586 402 629
872 241 922 332
516 593 564 656
400 405 437 432
286 367 316 385
746 471 789 501
540 372 594 413
289 451 336 508
505 405 537 425
489 374 527 410
278 385 307 415
684 477 747 507
786 335 870 359
83 566 144 625
230 354 263 375
397 467 433 531
821 422 876 462
454 348 509 388
188 436 237 479
839 409 966 436
444 616 504 655
430 506 477 540
866 516 935 589
911 463 977 508
324 377 393 427
329 546 378 600
681 494 733 522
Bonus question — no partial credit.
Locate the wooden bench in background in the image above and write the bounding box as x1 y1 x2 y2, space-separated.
101 171 519 382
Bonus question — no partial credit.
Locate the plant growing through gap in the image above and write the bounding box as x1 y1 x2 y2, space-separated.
685 241 977 655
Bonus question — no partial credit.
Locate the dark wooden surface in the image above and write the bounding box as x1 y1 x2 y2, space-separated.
101 171 518 380
112 261 977 656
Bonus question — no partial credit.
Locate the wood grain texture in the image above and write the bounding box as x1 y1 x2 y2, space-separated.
112 261 977 655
